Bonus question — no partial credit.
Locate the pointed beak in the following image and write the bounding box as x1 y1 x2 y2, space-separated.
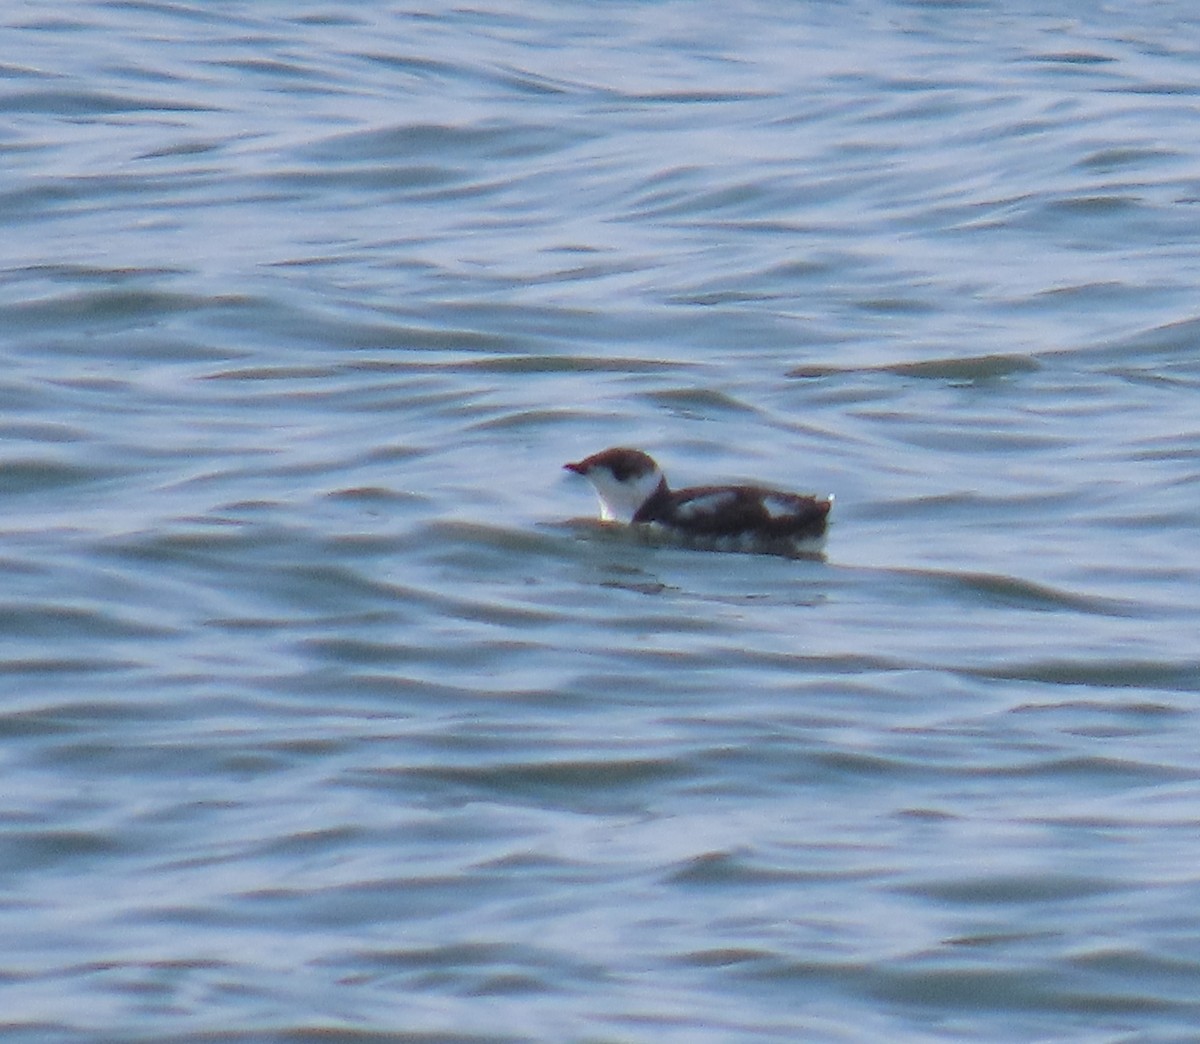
563 461 584 474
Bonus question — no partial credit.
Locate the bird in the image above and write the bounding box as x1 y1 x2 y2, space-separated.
564 447 831 556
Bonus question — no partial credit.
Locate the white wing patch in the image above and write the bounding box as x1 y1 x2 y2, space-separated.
676 490 737 519
762 493 799 519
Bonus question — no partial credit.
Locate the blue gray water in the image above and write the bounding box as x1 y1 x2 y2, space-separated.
3 2 1200 1040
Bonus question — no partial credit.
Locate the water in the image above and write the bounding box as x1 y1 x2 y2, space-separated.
3 1 1200 1040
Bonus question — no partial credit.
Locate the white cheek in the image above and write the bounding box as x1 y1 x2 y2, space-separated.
636 469 665 500
585 469 659 523
588 474 636 522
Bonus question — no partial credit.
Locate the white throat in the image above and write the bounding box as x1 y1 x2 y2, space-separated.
584 466 664 523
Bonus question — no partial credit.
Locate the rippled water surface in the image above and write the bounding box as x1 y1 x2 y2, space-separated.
4 2 1200 1040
